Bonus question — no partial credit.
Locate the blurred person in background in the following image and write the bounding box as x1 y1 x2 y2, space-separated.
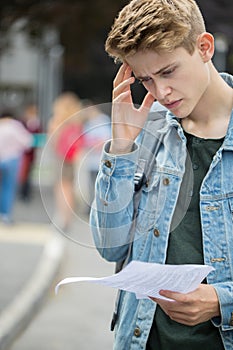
18 103 41 201
48 92 86 231
0 111 33 224
80 103 111 212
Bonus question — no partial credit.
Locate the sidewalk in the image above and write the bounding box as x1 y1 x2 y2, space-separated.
0 188 65 350
0 186 115 350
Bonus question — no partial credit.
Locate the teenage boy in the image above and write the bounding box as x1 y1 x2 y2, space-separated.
90 0 233 349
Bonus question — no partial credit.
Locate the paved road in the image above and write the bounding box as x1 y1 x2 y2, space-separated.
2 186 116 350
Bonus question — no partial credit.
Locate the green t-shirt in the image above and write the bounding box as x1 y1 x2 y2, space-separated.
146 132 224 350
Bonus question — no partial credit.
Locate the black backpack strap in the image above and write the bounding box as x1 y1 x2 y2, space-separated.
133 110 167 191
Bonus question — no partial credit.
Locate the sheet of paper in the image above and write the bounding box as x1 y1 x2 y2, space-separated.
55 261 214 300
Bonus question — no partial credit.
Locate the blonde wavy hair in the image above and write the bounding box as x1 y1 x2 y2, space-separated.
105 0 206 61
48 92 83 134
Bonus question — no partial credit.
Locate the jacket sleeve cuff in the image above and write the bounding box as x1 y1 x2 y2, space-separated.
212 283 233 331
100 140 139 177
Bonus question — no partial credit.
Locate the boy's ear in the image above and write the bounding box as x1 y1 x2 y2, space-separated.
196 32 215 62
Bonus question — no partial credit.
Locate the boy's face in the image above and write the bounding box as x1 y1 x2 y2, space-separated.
126 46 211 118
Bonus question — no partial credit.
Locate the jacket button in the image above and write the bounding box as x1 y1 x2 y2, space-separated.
153 228 160 237
104 160 112 168
163 178 170 186
134 327 141 337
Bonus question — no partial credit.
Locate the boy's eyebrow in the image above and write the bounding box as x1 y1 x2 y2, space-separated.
135 63 175 80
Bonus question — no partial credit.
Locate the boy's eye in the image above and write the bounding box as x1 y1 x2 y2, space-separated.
162 67 175 76
137 77 153 85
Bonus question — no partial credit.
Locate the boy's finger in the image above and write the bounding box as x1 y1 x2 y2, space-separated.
113 63 128 88
140 92 155 111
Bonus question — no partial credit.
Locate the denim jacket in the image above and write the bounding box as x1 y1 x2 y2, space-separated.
90 73 233 350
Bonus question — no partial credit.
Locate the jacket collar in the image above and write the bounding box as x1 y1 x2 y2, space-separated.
219 73 233 150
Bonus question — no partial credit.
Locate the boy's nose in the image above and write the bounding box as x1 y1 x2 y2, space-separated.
154 83 172 101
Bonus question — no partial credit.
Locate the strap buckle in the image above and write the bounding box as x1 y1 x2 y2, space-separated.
134 172 146 191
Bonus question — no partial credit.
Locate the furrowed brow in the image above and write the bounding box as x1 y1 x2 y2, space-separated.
135 63 175 80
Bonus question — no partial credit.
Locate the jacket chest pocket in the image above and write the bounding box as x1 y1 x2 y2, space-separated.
138 171 170 216
138 169 181 227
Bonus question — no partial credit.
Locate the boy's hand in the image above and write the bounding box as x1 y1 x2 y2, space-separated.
110 63 154 154
150 284 220 326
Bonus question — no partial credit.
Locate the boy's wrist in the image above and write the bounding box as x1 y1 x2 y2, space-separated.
109 139 134 154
